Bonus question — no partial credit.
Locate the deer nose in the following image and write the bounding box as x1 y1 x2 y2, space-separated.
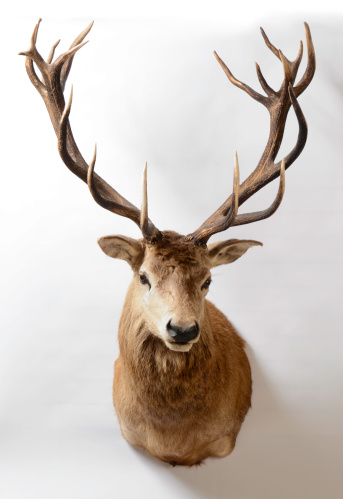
167 321 199 343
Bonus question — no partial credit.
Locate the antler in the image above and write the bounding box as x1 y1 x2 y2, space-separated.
19 19 161 243
186 23 315 245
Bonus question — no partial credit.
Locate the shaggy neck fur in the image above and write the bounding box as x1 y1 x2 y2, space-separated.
118 289 224 422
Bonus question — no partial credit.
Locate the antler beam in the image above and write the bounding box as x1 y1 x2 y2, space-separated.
187 23 315 245
20 19 161 243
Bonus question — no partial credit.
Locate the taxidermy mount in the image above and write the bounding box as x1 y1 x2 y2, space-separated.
20 20 315 466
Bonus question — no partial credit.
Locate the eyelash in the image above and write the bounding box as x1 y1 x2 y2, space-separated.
201 278 212 290
139 273 150 288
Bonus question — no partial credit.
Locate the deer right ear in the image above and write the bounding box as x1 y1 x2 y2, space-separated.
98 235 144 268
207 239 262 268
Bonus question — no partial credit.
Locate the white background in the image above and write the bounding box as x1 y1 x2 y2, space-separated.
1 1 343 498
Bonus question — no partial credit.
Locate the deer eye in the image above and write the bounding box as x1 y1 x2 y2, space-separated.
201 277 212 290
139 273 150 287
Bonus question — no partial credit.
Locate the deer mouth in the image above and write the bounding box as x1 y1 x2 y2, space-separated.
166 340 194 353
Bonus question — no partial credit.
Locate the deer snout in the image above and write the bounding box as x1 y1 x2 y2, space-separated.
167 321 199 343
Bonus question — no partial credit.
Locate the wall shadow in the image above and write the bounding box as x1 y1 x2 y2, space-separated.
133 346 342 499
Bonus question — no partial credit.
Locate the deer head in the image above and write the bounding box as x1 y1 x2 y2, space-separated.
97 230 260 351
20 20 315 352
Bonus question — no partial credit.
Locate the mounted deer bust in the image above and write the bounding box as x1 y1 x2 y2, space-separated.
20 20 315 466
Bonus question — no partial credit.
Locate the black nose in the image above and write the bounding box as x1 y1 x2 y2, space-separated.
167 321 199 343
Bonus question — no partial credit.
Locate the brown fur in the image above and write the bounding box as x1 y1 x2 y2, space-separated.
111 232 253 466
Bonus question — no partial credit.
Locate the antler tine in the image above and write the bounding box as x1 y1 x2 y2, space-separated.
19 17 41 55
19 19 46 97
292 40 304 80
54 41 89 72
47 39 60 64
87 153 159 241
255 63 276 97
87 144 131 216
140 162 152 239
187 23 315 244
214 51 269 107
186 153 240 245
260 26 304 84
279 50 292 85
61 21 94 92
294 23 316 97
260 27 280 60
21 19 161 243
232 159 285 226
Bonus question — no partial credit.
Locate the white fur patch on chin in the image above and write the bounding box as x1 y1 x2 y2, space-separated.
166 342 193 353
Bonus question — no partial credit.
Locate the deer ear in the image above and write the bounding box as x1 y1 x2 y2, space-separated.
97 235 144 268
207 239 262 268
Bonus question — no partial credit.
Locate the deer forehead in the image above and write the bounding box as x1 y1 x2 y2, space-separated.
140 232 210 284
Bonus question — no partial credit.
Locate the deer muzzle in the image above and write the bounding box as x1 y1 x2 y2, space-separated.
167 321 199 344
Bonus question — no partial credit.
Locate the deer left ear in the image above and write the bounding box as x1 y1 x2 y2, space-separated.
97 235 144 268
207 239 262 268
